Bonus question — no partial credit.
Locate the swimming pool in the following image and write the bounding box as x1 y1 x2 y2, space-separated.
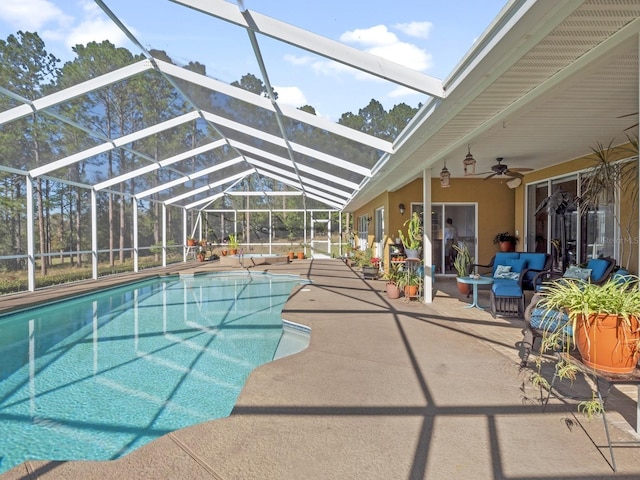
0 272 309 474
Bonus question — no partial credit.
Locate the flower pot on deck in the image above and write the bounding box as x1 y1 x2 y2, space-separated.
456 278 471 295
574 313 640 374
386 283 401 299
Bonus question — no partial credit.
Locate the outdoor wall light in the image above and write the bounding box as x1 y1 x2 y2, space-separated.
399 203 406 215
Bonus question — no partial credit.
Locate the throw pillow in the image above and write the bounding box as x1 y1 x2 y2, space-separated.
503 272 521 281
494 265 512 278
563 265 592 281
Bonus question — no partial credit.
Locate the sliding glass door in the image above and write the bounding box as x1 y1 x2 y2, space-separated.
431 203 477 275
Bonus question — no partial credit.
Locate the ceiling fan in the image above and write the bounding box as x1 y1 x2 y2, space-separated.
477 157 533 180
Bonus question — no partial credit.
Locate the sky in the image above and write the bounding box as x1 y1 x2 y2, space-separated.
0 0 509 121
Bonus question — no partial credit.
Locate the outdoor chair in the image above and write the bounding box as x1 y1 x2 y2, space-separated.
529 256 616 291
520 292 571 368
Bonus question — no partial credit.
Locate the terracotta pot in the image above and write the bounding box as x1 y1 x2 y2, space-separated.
297 252 304 260
288 251 295 260
404 285 419 297
221 250 227 256
499 241 515 252
574 313 640 374
456 279 471 295
386 283 401 299
230 248 238 255
187 239 197 247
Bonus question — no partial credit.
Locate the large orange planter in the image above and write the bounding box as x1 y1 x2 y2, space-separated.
574 313 640 374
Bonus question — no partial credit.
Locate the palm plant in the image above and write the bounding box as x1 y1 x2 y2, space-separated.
579 138 639 270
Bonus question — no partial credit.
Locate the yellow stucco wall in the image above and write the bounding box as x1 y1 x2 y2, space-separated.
353 176 517 270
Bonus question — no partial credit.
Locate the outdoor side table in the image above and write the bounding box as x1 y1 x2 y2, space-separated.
457 276 493 309
546 352 640 472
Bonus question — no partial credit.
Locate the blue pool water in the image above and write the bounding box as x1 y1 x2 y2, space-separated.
0 272 309 474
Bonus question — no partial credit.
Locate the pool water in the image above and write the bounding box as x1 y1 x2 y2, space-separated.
0 272 309 474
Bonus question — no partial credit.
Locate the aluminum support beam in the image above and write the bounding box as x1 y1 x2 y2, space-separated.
26 177 35 292
173 0 444 98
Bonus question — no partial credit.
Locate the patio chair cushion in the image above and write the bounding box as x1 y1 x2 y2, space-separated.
563 265 592 281
586 258 611 283
505 258 527 273
490 252 520 276
528 307 571 334
491 279 523 298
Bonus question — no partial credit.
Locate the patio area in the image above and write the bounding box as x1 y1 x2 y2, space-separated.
2 258 640 479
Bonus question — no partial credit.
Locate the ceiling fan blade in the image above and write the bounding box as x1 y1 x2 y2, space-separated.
483 172 498 180
508 167 533 173
505 171 523 178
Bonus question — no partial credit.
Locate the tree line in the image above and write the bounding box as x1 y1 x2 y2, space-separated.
0 30 419 274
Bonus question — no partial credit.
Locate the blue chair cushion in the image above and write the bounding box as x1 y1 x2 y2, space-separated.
520 253 547 271
529 308 572 335
505 258 527 273
492 280 523 297
586 258 609 283
492 252 520 275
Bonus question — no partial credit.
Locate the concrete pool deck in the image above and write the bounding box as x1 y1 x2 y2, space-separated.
2 258 640 478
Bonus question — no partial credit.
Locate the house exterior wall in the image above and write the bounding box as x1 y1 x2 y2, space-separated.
353 177 516 272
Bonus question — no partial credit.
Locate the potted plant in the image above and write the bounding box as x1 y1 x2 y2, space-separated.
398 268 421 299
493 232 519 252
354 247 380 279
384 263 403 299
228 234 239 255
398 211 422 259
452 243 473 295
536 276 640 375
186 236 197 247
196 248 207 262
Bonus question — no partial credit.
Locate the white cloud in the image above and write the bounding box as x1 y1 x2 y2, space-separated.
283 54 313 67
340 24 397 47
339 24 432 72
369 43 432 71
394 21 433 39
64 1 131 49
387 85 423 99
273 86 307 108
0 0 72 31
